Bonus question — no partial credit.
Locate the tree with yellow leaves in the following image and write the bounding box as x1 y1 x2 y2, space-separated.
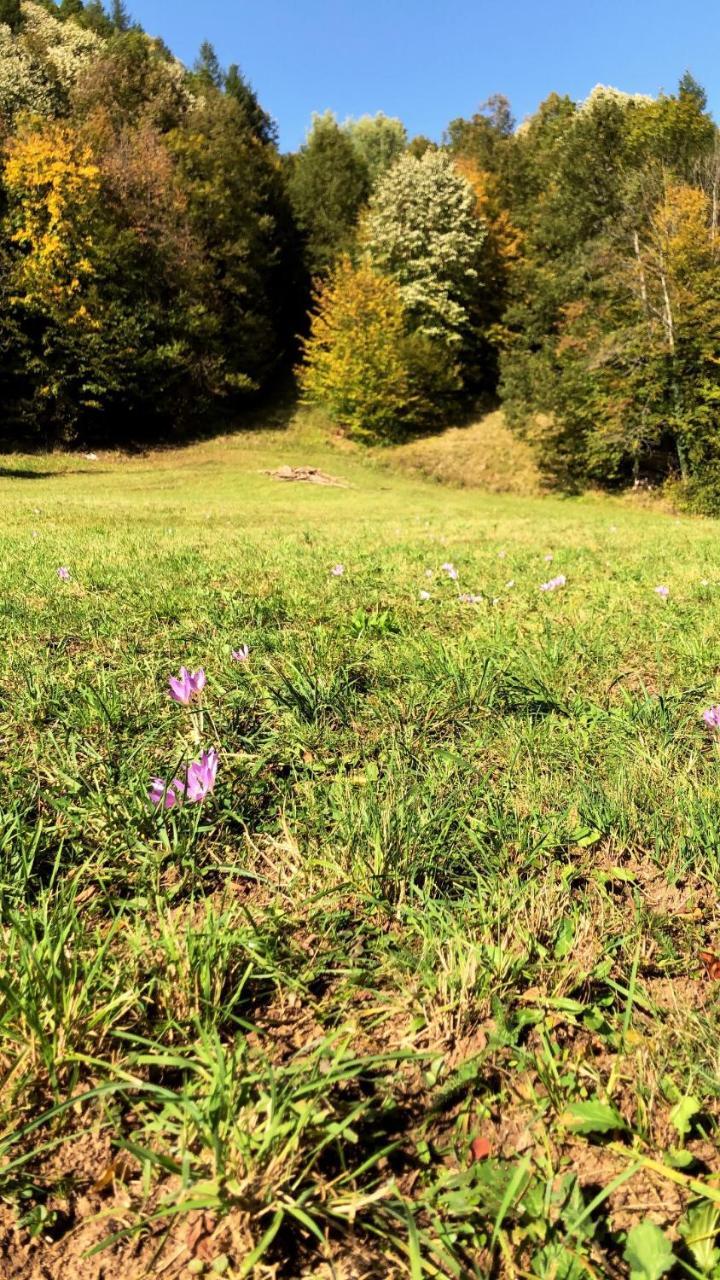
5 118 101 317
299 256 416 440
299 254 463 440
2 119 107 434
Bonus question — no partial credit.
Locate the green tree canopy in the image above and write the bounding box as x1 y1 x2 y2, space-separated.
287 111 369 275
343 112 407 185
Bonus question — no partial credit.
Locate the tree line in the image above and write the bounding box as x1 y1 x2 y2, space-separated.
1 1 719 509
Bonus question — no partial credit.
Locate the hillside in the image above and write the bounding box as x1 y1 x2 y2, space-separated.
382 409 543 494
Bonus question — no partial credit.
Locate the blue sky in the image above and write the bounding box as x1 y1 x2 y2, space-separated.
130 0 719 151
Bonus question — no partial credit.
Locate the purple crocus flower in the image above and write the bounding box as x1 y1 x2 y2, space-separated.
459 592 483 604
540 574 566 592
331 564 345 577
184 750 219 803
231 645 250 662
149 749 218 809
168 666 206 704
440 562 459 580
544 553 554 563
149 776 185 809
654 585 670 599
57 567 70 581
703 705 720 730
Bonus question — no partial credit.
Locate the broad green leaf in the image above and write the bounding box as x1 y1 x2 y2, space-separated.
679 1201 720 1274
560 1099 627 1135
573 826 603 849
666 1147 694 1169
669 1095 701 1139
554 916 575 958
624 1220 675 1280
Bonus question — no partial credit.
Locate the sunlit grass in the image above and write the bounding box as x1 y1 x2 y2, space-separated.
1 428 719 1276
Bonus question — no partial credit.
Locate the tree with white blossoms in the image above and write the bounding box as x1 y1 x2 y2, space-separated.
0 1 101 122
363 149 486 348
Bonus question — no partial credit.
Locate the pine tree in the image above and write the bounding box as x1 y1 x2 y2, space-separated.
194 40 223 90
110 0 132 32
225 64 277 145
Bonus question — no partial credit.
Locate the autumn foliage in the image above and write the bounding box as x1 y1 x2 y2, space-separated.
299 258 416 440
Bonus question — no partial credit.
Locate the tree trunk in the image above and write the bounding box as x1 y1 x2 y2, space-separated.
658 251 675 353
632 229 651 324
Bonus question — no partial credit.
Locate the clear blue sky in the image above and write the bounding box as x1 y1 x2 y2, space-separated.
129 0 719 151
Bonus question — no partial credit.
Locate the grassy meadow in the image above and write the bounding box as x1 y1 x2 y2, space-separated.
1 423 720 1278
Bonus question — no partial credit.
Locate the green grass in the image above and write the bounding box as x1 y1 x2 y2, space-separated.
382 408 543 495
1 426 720 1278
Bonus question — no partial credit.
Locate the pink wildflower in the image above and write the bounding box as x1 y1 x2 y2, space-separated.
184 750 219 803
419 589 431 600
703 705 720 730
331 564 345 576
57 567 70 581
168 666 206 704
654 585 670 599
149 776 185 809
231 645 250 662
540 574 566 592
149 749 218 809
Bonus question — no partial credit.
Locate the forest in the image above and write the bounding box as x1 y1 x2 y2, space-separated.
1 0 720 510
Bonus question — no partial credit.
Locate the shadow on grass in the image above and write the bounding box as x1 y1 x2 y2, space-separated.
0 467 108 479
0 375 303 461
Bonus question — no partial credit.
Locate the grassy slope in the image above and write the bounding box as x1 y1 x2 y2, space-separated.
1 429 720 1278
382 409 543 494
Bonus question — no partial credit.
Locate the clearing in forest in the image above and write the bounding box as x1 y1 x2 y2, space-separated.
1 430 719 1279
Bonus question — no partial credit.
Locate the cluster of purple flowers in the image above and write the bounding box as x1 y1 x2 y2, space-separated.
148 652 241 810
540 574 566 592
150 750 219 810
151 665 218 810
